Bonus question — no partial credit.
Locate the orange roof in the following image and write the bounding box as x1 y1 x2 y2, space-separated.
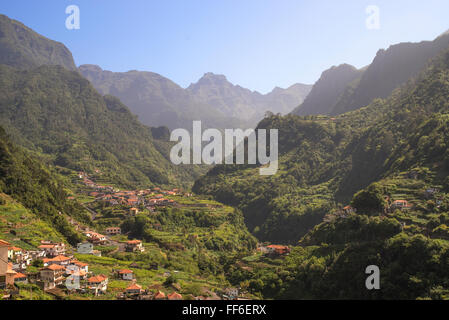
119 269 133 274
154 291 166 299
167 292 183 300
73 261 88 267
394 200 408 203
9 246 22 252
127 240 141 244
49 255 71 262
267 245 289 249
14 272 27 279
126 283 142 291
45 264 66 271
0 239 11 247
343 205 353 210
38 244 56 249
88 275 108 283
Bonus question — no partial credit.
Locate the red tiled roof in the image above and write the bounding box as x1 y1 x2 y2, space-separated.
14 272 27 279
45 264 66 271
88 275 108 283
267 245 289 250
126 283 142 291
167 292 183 300
48 255 71 262
154 291 166 299
127 240 141 244
119 269 133 274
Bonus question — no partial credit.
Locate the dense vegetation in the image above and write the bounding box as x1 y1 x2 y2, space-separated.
0 126 86 244
194 47 449 244
0 64 206 189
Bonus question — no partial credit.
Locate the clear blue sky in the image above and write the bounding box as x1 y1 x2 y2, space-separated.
2 0 449 93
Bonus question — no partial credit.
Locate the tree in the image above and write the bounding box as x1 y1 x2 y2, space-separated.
351 183 386 215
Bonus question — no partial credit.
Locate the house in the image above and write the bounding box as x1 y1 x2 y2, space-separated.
125 283 143 295
40 264 66 289
38 242 66 257
125 240 144 252
266 245 291 256
224 287 239 298
72 261 89 273
118 269 134 280
45 255 72 266
77 242 94 254
391 200 412 211
13 272 28 284
154 290 166 300
105 227 121 235
167 292 183 300
129 208 139 216
86 232 108 245
88 274 108 294
66 260 89 278
343 205 355 214
8 246 23 260
0 240 16 288
29 250 46 260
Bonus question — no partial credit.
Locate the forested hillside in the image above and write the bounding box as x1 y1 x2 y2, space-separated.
0 126 86 244
0 64 205 189
193 47 449 244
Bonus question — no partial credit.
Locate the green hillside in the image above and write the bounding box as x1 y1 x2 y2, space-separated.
0 126 87 244
0 64 205 189
193 47 449 244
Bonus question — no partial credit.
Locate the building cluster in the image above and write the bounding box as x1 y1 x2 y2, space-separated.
0 237 147 298
78 172 182 212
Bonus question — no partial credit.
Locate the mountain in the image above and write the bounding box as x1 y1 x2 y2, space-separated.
0 15 206 188
331 32 449 115
292 32 449 117
78 65 243 130
0 64 205 189
193 45 449 243
187 72 312 125
0 14 76 71
291 64 362 116
80 66 312 130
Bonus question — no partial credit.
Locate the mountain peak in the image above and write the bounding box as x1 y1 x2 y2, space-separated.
199 72 228 83
79 64 103 72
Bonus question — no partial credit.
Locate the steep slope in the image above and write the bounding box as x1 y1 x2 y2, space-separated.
0 14 76 71
331 32 449 115
0 126 87 245
80 65 311 130
291 64 362 116
193 47 449 243
0 64 204 188
78 65 241 130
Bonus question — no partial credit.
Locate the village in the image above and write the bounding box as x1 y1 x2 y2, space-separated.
0 171 291 300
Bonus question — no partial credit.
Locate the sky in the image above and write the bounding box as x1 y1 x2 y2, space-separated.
1 0 449 93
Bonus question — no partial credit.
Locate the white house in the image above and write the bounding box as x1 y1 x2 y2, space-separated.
118 269 134 280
